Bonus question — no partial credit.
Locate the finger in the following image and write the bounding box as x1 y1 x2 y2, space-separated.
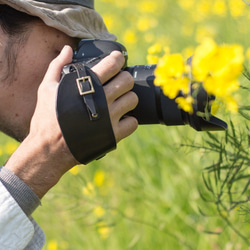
91 51 125 84
43 45 73 83
110 91 138 119
104 71 134 103
115 116 138 143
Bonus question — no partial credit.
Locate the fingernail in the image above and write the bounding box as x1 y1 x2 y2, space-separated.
61 45 69 53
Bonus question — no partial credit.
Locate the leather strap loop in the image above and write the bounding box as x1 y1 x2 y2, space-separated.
73 63 98 120
56 63 116 164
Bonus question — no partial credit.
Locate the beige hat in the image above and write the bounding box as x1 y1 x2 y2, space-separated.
0 0 116 40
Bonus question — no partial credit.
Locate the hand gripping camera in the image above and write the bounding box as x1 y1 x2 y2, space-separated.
56 39 227 164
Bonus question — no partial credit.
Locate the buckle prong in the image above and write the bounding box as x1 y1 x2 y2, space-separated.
77 76 95 95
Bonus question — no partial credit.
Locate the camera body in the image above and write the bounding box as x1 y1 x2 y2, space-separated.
67 39 227 131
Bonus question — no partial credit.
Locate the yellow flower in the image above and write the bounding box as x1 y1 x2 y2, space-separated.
193 39 243 80
97 222 112 239
213 45 244 82
69 165 80 175
203 77 239 97
137 17 150 32
160 77 189 99
213 0 227 16
196 0 212 17
154 53 189 99
192 38 244 113
154 37 244 115
210 99 220 116
229 0 246 17
5 141 19 155
175 96 194 114
136 17 158 32
192 38 218 81
220 96 238 113
93 205 106 218
102 14 115 31
182 46 194 60
178 0 195 10
147 54 161 65
147 43 163 55
82 182 96 197
47 240 58 250
123 29 137 44
147 43 166 64
136 1 158 13
155 54 185 80
94 170 106 187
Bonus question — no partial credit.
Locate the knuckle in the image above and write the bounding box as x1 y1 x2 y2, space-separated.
120 71 134 88
107 51 125 70
132 117 139 129
123 70 134 81
129 115 138 127
129 91 139 106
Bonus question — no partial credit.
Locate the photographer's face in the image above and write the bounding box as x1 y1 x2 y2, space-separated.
0 21 78 141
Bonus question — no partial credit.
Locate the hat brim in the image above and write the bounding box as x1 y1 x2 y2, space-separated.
0 0 116 40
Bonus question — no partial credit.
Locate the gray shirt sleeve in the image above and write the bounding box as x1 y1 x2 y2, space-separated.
0 166 41 217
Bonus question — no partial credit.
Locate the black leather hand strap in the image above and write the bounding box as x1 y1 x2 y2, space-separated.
56 63 116 164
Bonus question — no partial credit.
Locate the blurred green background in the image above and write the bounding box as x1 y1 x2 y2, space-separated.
1 0 250 249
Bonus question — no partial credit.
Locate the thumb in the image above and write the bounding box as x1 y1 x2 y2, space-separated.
43 45 73 83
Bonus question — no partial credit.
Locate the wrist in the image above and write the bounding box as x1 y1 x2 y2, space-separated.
5 135 62 199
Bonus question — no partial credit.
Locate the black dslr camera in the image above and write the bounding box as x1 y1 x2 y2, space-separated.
72 39 227 131
57 39 227 164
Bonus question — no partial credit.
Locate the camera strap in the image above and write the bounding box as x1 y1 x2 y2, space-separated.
56 63 116 164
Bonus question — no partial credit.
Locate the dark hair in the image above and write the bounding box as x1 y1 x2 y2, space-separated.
0 5 40 82
0 5 39 36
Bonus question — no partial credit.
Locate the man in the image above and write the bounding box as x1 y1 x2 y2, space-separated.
0 0 138 249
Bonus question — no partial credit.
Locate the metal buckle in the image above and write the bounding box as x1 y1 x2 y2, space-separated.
77 76 95 96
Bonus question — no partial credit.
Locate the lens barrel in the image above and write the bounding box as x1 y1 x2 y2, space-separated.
126 65 227 131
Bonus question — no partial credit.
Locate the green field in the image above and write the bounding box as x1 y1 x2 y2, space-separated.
1 0 250 249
